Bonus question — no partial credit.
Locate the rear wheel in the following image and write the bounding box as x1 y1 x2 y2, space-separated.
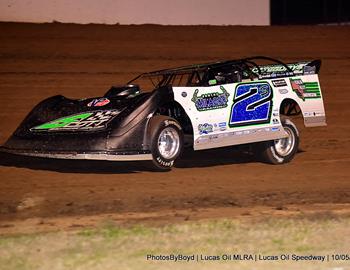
148 116 183 171
256 118 299 164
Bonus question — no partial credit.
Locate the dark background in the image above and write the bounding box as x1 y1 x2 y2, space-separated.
271 0 350 25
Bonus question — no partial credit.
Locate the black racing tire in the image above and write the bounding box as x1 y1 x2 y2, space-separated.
148 116 184 171
255 118 299 164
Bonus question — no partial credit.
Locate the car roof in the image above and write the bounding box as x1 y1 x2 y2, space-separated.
141 56 293 76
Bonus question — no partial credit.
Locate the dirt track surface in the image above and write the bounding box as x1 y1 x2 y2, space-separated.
0 23 349 234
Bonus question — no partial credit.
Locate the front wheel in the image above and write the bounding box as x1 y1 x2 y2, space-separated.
256 118 299 164
148 116 184 171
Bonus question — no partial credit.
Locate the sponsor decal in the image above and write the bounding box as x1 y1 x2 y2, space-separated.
252 63 306 75
192 86 230 111
214 122 227 131
233 130 251 136
272 79 287 87
87 97 110 107
229 82 273 127
198 123 213 135
278 88 288 94
196 137 209 144
213 122 227 132
273 119 278 124
303 65 316 75
195 124 286 145
218 122 227 131
31 110 120 131
290 78 321 101
304 111 324 117
181 92 187 97
208 134 219 140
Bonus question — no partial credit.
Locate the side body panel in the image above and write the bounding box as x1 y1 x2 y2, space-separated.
173 74 326 151
2 86 175 155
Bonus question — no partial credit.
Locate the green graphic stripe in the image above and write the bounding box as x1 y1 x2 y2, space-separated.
305 91 320 93
305 90 320 93
305 88 320 92
305 85 320 93
32 112 93 130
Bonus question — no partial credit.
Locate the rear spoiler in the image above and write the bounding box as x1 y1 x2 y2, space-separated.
252 59 322 79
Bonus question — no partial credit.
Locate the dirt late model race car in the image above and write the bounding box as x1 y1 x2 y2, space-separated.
1 56 326 171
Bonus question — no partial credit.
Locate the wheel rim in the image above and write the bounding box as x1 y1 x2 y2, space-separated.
273 126 295 157
157 127 180 159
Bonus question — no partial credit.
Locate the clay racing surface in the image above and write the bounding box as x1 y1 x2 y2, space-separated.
0 23 349 234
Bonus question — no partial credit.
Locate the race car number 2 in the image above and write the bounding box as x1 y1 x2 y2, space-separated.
229 82 273 127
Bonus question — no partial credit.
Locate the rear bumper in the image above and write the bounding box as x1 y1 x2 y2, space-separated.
0 147 152 161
